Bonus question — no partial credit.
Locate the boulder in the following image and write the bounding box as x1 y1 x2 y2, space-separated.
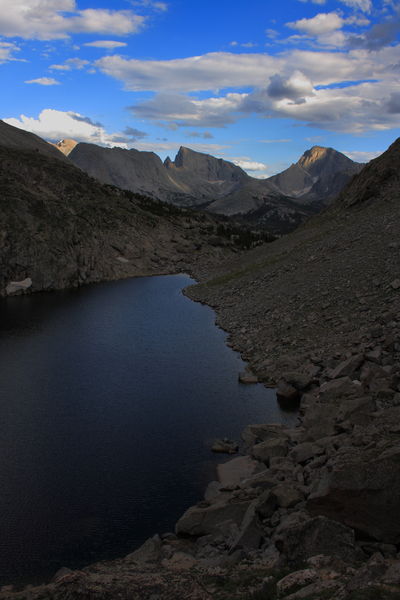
327 354 364 380
6 277 32 295
276 381 300 403
275 516 356 563
307 446 400 543
289 442 322 464
271 484 304 508
319 377 363 402
239 371 258 384
175 496 251 537
241 423 289 449
217 455 261 487
230 500 263 550
126 535 162 564
251 438 288 465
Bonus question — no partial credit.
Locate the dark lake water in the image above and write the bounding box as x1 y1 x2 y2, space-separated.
0 274 297 586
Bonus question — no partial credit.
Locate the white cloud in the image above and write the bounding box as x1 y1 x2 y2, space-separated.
25 77 60 85
299 0 372 9
0 40 20 63
96 52 280 92
342 149 382 162
287 12 344 36
3 109 129 146
84 40 127 49
130 92 245 127
130 1 168 11
340 0 372 12
50 57 89 70
231 158 269 172
0 0 145 40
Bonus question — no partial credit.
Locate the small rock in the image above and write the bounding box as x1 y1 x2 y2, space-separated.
390 279 400 290
239 371 258 384
211 438 238 454
276 568 318 597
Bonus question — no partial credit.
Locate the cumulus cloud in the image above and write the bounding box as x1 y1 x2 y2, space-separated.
96 52 279 92
0 40 20 63
340 0 372 12
84 40 127 49
130 92 244 127
121 43 400 134
25 77 60 85
0 0 145 40
50 58 89 70
266 71 315 102
386 91 400 113
349 14 400 49
3 109 131 146
231 158 269 172
287 12 344 36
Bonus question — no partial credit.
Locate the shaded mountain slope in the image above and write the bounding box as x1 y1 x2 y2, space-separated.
187 137 400 382
0 127 244 297
0 120 69 163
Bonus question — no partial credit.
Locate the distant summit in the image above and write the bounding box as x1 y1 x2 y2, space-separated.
268 146 363 205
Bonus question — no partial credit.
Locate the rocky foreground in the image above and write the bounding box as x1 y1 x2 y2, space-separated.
1 140 400 599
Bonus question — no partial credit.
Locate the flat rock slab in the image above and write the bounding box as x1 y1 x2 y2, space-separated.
217 455 260 487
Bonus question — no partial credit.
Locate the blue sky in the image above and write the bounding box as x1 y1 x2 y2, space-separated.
1 0 400 175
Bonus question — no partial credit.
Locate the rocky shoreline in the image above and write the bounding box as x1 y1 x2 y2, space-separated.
2 140 400 598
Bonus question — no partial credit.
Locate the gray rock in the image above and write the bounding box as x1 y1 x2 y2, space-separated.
307 446 400 543
175 496 251 537
217 455 261 487
211 438 238 454
289 442 322 464
271 484 304 508
276 516 357 563
230 500 263 550
241 423 289 449
327 354 364 380
252 438 289 465
238 371 258 384
126 535 162 564
276 381 300 403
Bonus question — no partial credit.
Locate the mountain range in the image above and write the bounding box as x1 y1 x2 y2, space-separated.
58 139 363 233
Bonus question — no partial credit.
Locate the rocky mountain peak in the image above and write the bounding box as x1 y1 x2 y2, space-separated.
297 145 357 178
298 145 331 168
167 146 248 183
